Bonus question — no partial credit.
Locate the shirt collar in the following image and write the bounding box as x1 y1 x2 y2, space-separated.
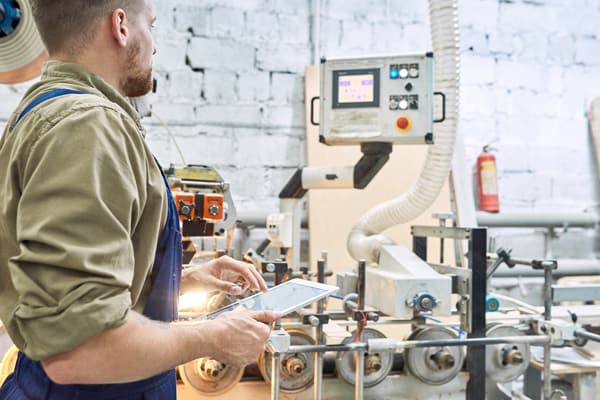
40 60 143 128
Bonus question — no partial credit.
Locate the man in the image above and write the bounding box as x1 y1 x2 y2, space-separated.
0 0 279 398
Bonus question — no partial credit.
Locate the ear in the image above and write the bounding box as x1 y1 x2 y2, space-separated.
110 8 128 48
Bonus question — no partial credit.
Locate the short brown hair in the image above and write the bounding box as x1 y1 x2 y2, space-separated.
30 0 144 55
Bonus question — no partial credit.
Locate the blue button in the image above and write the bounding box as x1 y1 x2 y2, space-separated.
389 69 399 79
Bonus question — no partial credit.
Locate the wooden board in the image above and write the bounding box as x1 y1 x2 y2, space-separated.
589 98 600 176
304 65 453 275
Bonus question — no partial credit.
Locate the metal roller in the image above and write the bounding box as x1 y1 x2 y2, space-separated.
0 345 18 385
0 0 47 83
485 324 531 383
404 326 464 385
258 329 315 393
335 328 394 388
179 356 244 396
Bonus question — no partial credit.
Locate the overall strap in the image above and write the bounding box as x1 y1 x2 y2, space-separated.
12 89 88 129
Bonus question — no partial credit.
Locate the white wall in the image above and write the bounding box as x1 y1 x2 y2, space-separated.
1 0 599 222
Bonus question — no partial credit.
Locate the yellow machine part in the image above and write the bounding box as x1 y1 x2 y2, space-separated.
174 165 222 183
0 345 19 385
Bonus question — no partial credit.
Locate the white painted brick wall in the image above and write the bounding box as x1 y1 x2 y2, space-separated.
1 0 599 244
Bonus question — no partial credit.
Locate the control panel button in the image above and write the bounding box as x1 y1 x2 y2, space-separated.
398 99 409 110
399 68 409 79
395 116 412 132
409 64 419 78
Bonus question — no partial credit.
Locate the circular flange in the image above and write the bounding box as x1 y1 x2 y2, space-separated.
0 0 47 83
404 326 464 385
485 324 530 383
179 357 244 396
258 330 315 393
0 345 19 385
335 328 394 388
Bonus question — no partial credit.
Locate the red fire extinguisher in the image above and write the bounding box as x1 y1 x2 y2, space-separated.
476 145 499 212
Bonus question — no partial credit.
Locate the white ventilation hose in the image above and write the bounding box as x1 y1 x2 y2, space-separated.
347 0 461 263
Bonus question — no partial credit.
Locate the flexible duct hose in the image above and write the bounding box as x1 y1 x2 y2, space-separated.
347 0 460 263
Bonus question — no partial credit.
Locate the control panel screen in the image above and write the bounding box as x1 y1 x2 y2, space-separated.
338 74 374 103
332 68 380 109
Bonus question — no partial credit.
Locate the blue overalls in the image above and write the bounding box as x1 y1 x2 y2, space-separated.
0 90 183 399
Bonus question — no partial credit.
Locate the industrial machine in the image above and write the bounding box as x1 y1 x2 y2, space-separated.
166 164 237 263
171 0 600 397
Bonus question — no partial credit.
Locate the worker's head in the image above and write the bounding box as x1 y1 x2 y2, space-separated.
30 0 156 97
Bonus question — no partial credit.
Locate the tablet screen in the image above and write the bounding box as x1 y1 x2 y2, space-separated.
205 279 337 319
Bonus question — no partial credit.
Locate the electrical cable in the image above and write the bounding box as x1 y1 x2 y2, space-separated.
151 110 187 166
419 313 466 338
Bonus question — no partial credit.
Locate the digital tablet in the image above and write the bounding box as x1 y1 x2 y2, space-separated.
201 279 338 320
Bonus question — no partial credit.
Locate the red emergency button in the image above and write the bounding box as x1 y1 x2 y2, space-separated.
395 116 412 132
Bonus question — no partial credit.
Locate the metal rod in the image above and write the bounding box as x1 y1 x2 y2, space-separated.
313 259 326 400
354 348 364 400
286 335 549 354
488 258 600 277
542 263 553 400
575 328 600 343
544 265 552 400
271 352 281 400
476 211 599 228
543 342 551 400
281 314 554 330
357 260 365 310
543 265 552 322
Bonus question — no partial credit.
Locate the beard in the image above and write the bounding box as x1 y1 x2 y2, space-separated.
121 40 153 98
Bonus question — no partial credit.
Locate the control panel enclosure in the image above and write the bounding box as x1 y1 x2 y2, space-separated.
320 54 434 145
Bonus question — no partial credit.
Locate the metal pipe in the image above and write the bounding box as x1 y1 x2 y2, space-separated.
286 335 549 354
354 349 364 400
234 210 308 228
281 314 548 330
542 265 553 400
490 258 600 277
271 352 281 400
312 0 321 65
575 329 600 343
543 266 552 322
476 211 599 228
542 342 551 400
357 260 365 310
313 258 326 400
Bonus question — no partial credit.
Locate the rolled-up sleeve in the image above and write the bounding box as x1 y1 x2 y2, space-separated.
10 105 145 360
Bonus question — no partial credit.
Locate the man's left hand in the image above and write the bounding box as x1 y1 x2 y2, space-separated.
181 256 268 295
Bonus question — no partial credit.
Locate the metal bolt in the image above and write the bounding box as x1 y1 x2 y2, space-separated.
430 350 455 370
180 205 191 215
419 296 434 311
266 263 276 273
208 204 220 216
502 347 524 366
285 356 306 377
365 354 382 373
198 359 225 381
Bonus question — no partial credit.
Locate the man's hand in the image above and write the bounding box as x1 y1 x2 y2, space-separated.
206 309 280 367
181 255 268 296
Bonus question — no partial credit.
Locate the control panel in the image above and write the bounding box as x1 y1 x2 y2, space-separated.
319 54 435 145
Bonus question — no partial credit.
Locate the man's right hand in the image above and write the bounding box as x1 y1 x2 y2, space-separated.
207 309 280 367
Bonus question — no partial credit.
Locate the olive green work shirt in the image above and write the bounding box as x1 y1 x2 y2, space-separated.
0 61 168 360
